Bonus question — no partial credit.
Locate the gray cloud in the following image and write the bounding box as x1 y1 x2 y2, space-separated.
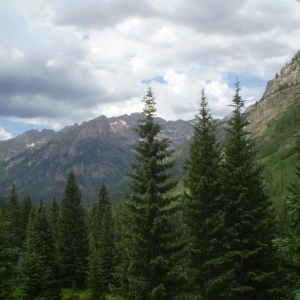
50 0 300 37
164 0 300 38
0 0 300 131
51 0 156 29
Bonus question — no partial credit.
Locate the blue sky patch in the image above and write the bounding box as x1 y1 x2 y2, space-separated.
223 73 268 89
0 118 53 138
82 34 89 41
141 76 167 85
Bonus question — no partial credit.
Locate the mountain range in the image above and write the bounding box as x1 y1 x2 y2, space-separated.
0 113 194 203
1 49 300 206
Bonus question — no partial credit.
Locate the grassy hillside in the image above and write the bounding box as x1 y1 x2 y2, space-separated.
165 98 300 215
255 98 300 212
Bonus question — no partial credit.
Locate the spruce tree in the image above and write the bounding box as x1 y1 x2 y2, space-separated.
183 90 223 299
0 186 23 299
90 183 115 291
2 185 23 250
58 170 89 289
0 221 17 299
21 194 33 236
48 197 60 248
111 202 130 296
116 87 183 299
17 200 61 300
88 238 106 300
275 133 300 298
219 80 279 299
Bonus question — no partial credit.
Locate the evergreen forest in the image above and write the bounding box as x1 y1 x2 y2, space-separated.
1 83 300 300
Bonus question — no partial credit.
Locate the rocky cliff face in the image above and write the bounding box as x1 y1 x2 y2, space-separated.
0 129 56 162
245 50 300 137
0 113 193 203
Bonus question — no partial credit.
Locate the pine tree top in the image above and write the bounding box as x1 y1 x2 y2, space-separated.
98 182 110 206
142 87 156 117
61 169 82 207
230 79 245 112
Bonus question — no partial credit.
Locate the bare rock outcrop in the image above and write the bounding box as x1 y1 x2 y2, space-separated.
245 50 300 137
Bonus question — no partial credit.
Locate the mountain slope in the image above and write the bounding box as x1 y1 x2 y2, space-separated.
0 129 55 163
245 49 300 211
0 114 193 203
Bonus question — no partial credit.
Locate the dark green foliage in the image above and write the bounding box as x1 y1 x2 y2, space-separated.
275 133 300 298
0 185 23 299
0 221 17 299
287 134 300 207
88 239 106 300
110 203 129 296
17 200 61 300
90 183 115 292
219 80 280 299
58 170 89 289
1 185 23 250
183 90 223 299
115 87 184 299
21 194 33 235
48 197 60 247
0 195 6 209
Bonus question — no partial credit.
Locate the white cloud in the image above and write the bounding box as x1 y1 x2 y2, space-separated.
0 127 12 140
1 0 300 134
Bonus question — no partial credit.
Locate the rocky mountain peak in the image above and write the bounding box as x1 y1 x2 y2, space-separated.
245 49 300 137
0 129 56 162
0 113 194 202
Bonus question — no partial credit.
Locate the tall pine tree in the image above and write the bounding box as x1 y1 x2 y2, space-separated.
58 170 89 289
115 87 183 299
48 197 60 249
0 220 17 299
183 90 223 299
88 238 106 300
275 133 300 299
17 200 61 300
2 185 23 251
21 194 33 238
219 80 279 299
0 184 23 297
89 183 115 291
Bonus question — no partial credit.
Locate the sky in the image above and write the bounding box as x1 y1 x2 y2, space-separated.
1 0 300 140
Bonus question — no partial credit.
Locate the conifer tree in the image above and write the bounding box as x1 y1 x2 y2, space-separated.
2 185 23 250
88 238 106 300
90 183 115 291
183 90 223 299
219 80 279 299
58 170 89 289
48 197 60 248
0 221 17 299
18 200 61 300
111 202 130 295
0 185 23 298
0 184 23 296
21 194 33 235
275 133 300 298
115 87 183 299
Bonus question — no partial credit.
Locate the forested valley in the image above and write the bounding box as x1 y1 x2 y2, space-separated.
1 82 300 300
